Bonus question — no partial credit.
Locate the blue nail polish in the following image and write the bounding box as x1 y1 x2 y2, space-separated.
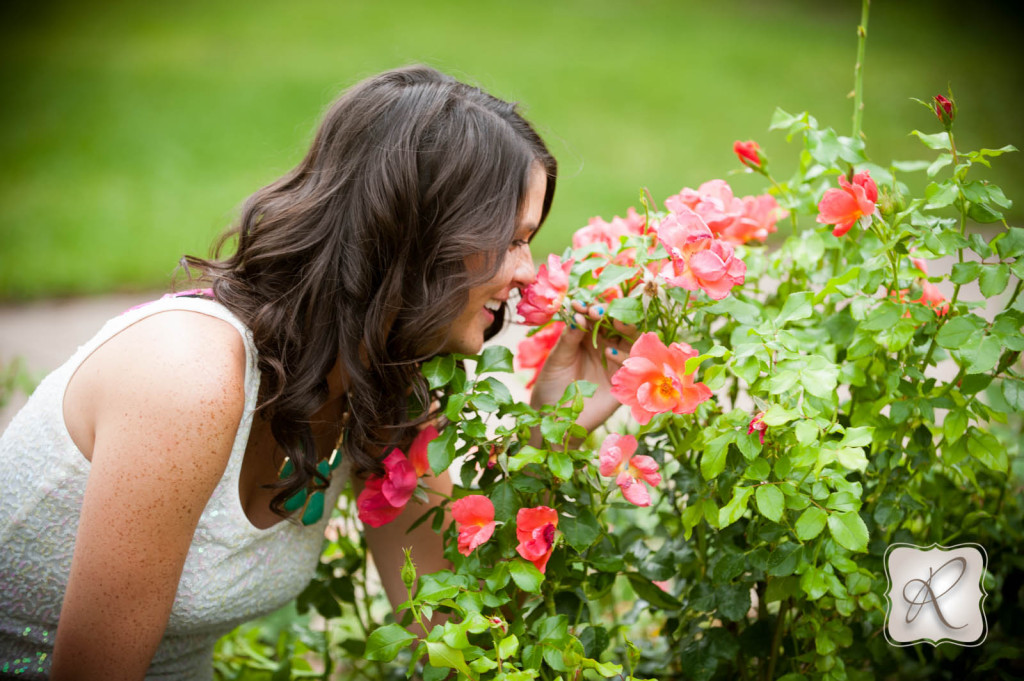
596 306 605 315
611 348 618 355
569 322 577 330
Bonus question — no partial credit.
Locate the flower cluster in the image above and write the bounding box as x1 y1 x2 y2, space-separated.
356 426 438 527
451 496 560 573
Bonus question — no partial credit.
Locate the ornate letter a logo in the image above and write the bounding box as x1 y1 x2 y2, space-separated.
884 543 988 647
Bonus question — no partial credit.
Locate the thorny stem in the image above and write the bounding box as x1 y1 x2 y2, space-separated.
852 0 870 141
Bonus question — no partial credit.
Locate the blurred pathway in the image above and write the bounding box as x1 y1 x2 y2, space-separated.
0 293 530 431
0 293 157 429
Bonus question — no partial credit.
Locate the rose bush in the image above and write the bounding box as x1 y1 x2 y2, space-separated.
214 4 1024 680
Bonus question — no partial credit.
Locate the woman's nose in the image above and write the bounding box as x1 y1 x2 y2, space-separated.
513 246 536 288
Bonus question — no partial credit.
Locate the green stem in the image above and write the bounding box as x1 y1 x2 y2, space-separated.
765 597 790 681
852 0 871 140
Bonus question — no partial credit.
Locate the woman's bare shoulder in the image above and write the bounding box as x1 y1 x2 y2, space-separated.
65 309 250 459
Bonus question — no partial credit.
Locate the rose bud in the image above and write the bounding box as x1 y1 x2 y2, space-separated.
934 94 956 129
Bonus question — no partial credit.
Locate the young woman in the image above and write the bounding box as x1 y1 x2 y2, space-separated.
0 66 629 680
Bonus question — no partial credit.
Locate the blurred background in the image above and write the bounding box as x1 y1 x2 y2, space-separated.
1 0 1022 300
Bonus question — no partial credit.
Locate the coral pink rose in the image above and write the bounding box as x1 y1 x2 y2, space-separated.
517 254 573 325
915 281 949 316
598 433 662 507
815 170 878 237
721 194 786 244
657 209 745 300
733 140 763 170
451 495 496 556
357 427 438 528
515 506 558 573
408 425 439 477
891 282 950 318
357 450 418 527
665 180 745 238
516 322 565 389
572 207 647 251
610 332 713 425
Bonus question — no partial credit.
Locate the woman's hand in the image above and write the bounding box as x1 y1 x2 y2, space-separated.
529 301 635 434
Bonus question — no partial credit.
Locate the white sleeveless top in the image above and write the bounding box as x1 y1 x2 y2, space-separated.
0 295 347 679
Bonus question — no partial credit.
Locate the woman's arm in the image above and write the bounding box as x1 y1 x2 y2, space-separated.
360 468 453 630
52 312 246 681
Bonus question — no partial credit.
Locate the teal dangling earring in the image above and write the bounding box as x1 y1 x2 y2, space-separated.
278 430 345 526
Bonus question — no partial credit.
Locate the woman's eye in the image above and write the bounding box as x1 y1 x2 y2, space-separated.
511 239 529 249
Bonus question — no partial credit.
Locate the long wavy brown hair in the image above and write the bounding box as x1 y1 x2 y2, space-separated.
184 65 557 516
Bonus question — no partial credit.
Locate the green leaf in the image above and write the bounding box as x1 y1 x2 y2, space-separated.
490 481 518 523
547 450 573 480
814 267 861 304
925 180 959 209
766 543 802 577
509 559 545 593
950 261 983 284
943 409 970 443
755 485 785 523
995 227 1024 258
627 573 681 609
561 507 601 552
508 445 545 472
718 486 754 527
1003 378 1024 411
715 582 752 621
540 416 571 445
478 345 514 374
762 404 800 426
859 301 902 331
422 354 456 389
926 153 953 177
700 434 731 480
799 356 839 399
606 296 645 324
827 511 869 552
839 426 873 448
834 447 868 472
365 624 417 662
795 507 828 541
425 641 475 678
980 264 1011 297
800 565 829 600
498 634 519 659
795 420 818 445
936 315 986 348
911 129 952 150
963 335 1002 374
967 429 1008 473
776 291 815 326
769 107 812 136
427 427 458 475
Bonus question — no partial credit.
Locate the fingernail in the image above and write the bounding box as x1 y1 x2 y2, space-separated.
611 348 619 355
596 306 605 315
569 322 577 330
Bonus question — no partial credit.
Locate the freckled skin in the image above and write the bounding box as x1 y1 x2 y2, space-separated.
55 311 246 680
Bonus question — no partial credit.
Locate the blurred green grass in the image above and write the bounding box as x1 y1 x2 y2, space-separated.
1 0 1021 299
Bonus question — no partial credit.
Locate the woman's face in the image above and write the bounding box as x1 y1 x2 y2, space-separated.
442 163 546 355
